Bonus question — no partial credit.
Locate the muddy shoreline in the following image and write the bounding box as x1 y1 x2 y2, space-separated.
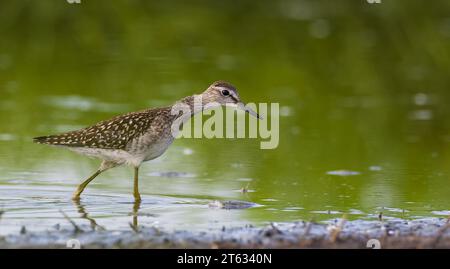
2 217 450 249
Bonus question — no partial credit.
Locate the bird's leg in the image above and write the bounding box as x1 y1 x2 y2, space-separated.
133 166 141 202
131 198 141 231
72 161 116 201
72 170 102 201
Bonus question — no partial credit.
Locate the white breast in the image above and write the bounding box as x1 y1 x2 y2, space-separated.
68 147 132 165
127 133 175 165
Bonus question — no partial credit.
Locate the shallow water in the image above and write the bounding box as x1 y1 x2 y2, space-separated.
1 1 450 236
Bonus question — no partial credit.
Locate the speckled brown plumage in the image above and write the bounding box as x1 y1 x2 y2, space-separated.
34 107 176 150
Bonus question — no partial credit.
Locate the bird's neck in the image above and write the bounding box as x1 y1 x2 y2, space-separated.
177 94 209 116
178 95 197 112
173 93 221 119
168 94 201 124
166 95 204 137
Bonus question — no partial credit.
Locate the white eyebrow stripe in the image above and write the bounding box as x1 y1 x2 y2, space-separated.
215 86 231 92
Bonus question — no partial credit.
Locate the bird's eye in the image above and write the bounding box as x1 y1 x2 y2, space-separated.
221 89 230 96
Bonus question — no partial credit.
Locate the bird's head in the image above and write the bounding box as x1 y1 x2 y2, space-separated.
201 81 261 119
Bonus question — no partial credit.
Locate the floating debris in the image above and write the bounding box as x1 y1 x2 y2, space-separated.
326 170 361 176
208 200 258 210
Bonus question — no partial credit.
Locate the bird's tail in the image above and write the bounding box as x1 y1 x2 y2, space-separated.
33 135 60 145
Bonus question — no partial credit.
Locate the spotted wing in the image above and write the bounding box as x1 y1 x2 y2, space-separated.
33 108 173 150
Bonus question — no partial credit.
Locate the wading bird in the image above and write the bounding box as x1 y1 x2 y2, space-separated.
34 81 260 201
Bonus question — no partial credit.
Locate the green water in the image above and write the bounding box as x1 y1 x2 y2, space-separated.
1 1 450 235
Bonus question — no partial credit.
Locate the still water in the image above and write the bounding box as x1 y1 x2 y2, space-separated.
0 1 450 235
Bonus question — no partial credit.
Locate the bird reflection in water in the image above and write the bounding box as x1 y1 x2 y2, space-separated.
71 199 143 232
72 199 106 231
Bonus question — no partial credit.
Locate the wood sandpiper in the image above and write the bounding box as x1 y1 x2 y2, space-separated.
34 81 260 202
